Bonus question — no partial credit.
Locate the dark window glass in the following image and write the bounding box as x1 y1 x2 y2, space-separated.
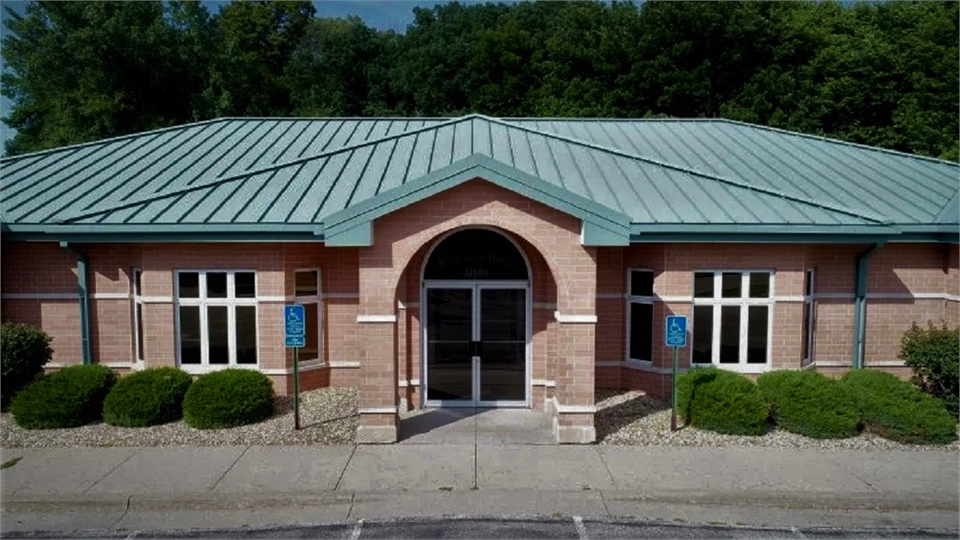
295 270 318 297
749 272 770 298
747 306 768 364
804 270 814 297
207 272 227 298
299 302 319 362
424 229 528 280
630 271 653 297
236 306 257 364
721 272 742 298
719 306 740 363
235 272 256 298
133 269 142 297
179 306 201 364
178 273 199 298
629 303 653 361
135 303 144 361
692 306 713 364
802 301 811 360
694 272 714 298
207 306 229 364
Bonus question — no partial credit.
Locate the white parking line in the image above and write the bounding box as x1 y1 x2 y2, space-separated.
350 519 364 540
574 515 588 540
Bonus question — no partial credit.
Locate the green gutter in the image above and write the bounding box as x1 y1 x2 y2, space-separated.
58 242 91 365
852 243 885 369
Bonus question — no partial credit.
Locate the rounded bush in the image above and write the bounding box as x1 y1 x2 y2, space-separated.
757 370 860 439
676 367 770 436
899 322 959 417
841 369 957 445
103 368 193 427
1 322 53 408
182 369 275 429
9 364 116 429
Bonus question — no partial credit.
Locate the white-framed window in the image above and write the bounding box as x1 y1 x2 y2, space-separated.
175 270 258 371
294 269 322 363
691 270 773 371
132 268 144 363
802 268 815 366
627 268 654 363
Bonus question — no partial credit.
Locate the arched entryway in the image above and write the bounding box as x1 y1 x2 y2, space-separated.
421 228 531 407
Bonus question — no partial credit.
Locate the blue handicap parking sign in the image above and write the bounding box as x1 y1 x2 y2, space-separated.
284 305 305 348
665 315 687 348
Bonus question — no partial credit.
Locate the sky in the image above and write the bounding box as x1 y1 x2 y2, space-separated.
0 0 457 147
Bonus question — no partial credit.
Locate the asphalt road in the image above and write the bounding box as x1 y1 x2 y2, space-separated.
2 517 957 539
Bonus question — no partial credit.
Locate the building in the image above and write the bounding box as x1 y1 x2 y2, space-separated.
1 115 957 443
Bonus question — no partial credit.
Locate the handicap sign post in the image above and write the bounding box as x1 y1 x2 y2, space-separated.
665 315 687 432
285 305 306 430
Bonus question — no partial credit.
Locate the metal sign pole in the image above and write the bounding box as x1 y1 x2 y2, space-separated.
671 345 678 431
293 346 301 430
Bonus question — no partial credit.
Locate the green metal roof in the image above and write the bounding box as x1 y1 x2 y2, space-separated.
1 114 956 244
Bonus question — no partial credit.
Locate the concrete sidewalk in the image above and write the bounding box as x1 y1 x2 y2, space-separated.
2 444 958 534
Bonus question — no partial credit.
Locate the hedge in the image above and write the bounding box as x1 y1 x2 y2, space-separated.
841 369 957 445
676 367 769 436
9 364 116 429
103 367 193 427
182 369 274 429
1 322 53 408
757 370 860 439
898 322 959 417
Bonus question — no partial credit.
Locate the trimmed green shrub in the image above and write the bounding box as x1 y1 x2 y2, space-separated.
1 322 53 408
676 367 770 436
9 364 116 429
757 370 860 439
182 369 274 429
103 368 193 427
841 369 957 445
898 322 959 417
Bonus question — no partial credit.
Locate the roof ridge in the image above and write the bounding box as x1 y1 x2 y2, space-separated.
719 118 960 167
476 115 891 225
936 191 959 222
0 118 226 163
60 116 482 223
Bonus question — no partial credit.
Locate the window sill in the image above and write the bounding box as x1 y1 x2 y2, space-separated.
691 363 770 374
179 364 261 375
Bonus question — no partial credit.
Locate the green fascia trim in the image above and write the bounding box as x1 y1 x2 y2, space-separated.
629 223 900 243
322 154 631 247
2 223 324 242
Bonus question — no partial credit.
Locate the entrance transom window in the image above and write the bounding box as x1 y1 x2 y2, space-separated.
422 229 530 407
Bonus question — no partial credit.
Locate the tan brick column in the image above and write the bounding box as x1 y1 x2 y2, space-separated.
356 247 400 443
551 245 598 444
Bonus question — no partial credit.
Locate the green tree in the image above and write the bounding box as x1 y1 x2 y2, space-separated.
201 0 315 117
1 1 205 155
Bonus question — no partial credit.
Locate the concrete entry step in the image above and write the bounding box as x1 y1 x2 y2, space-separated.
399 408 556 445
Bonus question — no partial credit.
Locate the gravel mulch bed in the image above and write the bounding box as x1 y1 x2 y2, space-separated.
595 389 960 451
3 387 956 451
0 387 358 448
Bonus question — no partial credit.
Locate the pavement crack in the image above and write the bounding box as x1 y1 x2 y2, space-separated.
210 445 250 492
345 491 356 521
598 489 612 518
594 447 617 489
334 444 358 491
791 525 805 538
83 450 137 494
111 494 133 531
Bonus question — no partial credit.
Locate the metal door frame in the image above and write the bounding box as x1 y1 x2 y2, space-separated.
421 280 531 408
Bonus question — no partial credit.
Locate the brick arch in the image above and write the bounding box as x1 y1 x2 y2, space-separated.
360 179 595 317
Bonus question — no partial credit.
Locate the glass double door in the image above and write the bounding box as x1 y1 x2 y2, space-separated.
424 283 528 407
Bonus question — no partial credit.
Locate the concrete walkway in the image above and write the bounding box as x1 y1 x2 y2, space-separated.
2 442 957 535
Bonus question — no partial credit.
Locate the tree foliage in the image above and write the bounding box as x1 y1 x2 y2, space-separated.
3 0 957 159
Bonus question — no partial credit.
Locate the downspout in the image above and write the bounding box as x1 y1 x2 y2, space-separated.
59 242 91 365
852 242 885 369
